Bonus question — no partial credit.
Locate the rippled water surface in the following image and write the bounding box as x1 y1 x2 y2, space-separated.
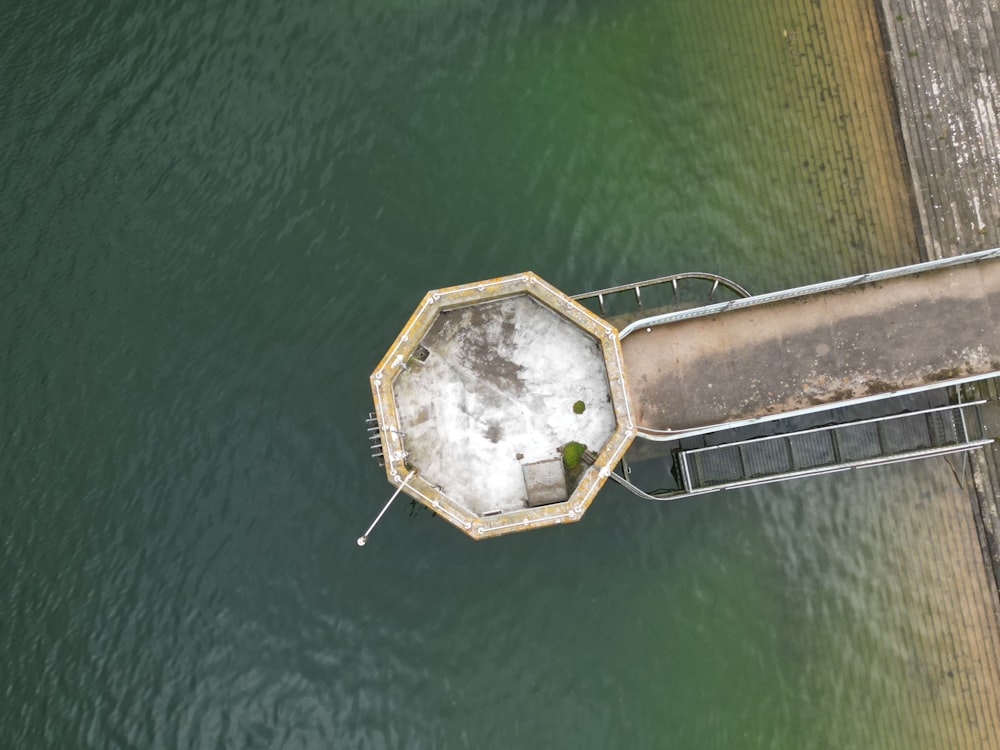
4 0 998 747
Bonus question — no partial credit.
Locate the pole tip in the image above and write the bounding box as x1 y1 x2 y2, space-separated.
357 536 367 547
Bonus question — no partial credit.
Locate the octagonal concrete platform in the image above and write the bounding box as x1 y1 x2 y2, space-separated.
370 273 635 539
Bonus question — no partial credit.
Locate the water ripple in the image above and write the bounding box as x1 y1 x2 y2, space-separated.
4 0 987 747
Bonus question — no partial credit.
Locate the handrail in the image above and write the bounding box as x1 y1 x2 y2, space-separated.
681 400 986 456
574 271 751 301
680 441 995 497
610 440 994 502
573 272 750 316
619 246 1000 339
607 467 684 502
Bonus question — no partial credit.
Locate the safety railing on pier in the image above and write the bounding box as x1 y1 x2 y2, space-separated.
619 246 1000 339
609 397 992 501
573 272 750 318
679 401 987 493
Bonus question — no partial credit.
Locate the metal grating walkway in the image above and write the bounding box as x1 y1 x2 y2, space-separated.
679 402 989 492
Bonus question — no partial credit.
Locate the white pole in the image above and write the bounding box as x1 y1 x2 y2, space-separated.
357 469 417 546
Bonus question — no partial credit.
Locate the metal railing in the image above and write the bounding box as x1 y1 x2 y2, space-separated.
619 246 1000 339
679 400 985 491
573 272 750 317
610 398 992 502
366 412 385 467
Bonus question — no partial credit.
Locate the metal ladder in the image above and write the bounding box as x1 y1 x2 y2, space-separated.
366 412 384 467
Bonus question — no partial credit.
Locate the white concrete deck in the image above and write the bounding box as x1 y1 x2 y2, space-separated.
392 295 616 515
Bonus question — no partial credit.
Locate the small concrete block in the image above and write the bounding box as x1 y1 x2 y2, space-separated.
522 457 568 507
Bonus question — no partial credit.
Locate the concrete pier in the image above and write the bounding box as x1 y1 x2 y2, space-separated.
622 250 1000 437
370 273 635 540
394 294 618 516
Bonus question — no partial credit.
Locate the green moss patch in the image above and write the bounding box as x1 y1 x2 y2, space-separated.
562 441 587 469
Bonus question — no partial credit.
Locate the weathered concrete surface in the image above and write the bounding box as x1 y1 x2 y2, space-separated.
623 255 1000 434
878 0 1000 257
372 272 635 539
394 295 616 515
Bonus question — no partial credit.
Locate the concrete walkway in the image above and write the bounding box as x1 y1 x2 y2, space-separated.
623 254 1000 435
878 0 1000 257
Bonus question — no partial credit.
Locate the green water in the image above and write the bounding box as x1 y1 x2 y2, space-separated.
4 0 995 747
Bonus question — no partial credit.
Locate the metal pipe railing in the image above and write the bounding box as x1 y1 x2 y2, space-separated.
619 246 1000 339
573 272 750 315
